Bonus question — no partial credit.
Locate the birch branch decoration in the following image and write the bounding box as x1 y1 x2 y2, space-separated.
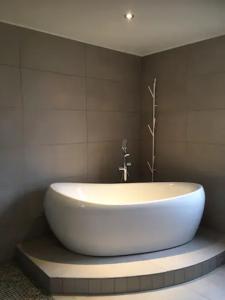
147 77 157 182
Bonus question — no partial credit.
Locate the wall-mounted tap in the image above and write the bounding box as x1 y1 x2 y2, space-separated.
119 139 132 182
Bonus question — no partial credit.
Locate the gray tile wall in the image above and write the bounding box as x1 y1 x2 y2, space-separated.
0 22 141 261
141 35 225 232
3 20 224 262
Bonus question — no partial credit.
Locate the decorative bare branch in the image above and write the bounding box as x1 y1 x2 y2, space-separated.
146 77 157 182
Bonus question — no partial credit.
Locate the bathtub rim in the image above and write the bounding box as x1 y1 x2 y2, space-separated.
46 182 205 208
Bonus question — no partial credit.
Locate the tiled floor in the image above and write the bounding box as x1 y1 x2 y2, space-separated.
1 262 225 300
0 262 52 300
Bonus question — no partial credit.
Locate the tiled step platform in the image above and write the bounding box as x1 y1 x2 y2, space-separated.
16 228 225 296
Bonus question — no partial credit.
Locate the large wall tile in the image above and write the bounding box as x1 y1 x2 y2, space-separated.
156 78 187 112
21 31 85 75
0 147 25 227
24 144 87 190
0 226 20 262
87 142 121 182
87 78 140 112
0 109 23 146
156 47 188 81
156 142 188 175
157 111 187 142
87 111 140 142
0 147 24 187
187 143 225 177
0 22 20 66
22 69 85 110
0 185 26 229
122 80 141 112
87 43 140 81
0 218 33 262
0 65 21 108
142 46 188 82
187 73 225 110
119 54 141 82
86 45 133 81
142 56 157 83
188 36 225 75
203 178 225 231
187 110 225 144
24 110 86 145
87 78 122 111
21 190 46 222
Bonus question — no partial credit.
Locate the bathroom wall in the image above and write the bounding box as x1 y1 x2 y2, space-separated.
141 35 225 232
0 22 141 261
2 19 225 261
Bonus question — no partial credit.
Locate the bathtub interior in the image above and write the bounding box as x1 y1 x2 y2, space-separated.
50 182 202 205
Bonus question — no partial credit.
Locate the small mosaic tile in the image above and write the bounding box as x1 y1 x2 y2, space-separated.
0 262 52 300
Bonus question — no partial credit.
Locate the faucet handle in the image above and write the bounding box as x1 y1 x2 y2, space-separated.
127 162 132 167
119 167 124 171
124 153 130 157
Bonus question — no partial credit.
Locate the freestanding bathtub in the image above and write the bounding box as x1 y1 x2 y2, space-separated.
44 182 205 256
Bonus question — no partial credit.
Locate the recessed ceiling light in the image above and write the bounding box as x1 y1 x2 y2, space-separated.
124 12 134 21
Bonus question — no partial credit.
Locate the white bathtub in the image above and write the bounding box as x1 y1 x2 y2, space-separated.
44 182 205 256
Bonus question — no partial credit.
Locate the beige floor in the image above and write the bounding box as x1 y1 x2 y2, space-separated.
53 264 225 300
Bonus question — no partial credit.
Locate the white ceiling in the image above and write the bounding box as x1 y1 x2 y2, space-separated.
0 0 225 56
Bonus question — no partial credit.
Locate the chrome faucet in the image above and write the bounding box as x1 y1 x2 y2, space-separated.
119 139 132 182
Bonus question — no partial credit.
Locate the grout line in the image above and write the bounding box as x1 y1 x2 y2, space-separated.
183 52 189 147
0 107 140 113
188 107 225 112
0 64 20 70
0 63 138 83
187 69 225 79
187 141 225 147
19 107 140 113
22 107 86 112
141 106 225 114
153 140 225 147
0 106 22 110
86 109 140 113
87 110 140 114
18 34 27 202
84 44 89 181
0 63 139 86
16 139 141 148
23 141 87 146
20 65 86 79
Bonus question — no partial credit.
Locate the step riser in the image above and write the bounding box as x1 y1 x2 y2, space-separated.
17 249 225 295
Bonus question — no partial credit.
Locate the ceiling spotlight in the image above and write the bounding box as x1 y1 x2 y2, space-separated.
124 12 134 21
